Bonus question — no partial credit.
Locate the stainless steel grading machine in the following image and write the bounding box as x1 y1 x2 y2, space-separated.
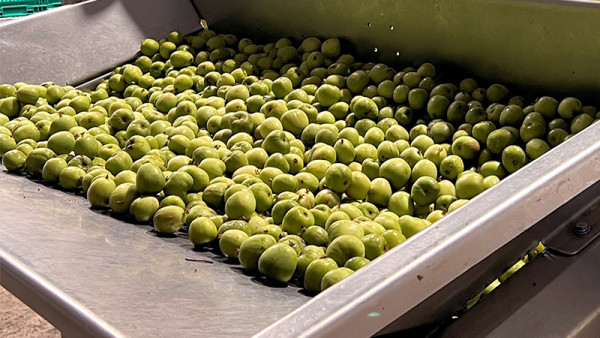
1 0 600 336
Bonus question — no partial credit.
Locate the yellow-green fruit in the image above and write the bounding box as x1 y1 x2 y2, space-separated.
87 176 116 208
2 149 27 172
295 245 326 278
281 206 314 235
238 234 277 271
325 163 352 194
399 215 428 238
48 131 76 155
219 229 249 259
188 217 218 246
25 148 56 176
448 199 469 213
344 256 370 271
0 97 20 118
345 171 371 200
41 157 68 183
258 243 298 283
59 166 86 190
304 257 338 293
170 50 194 68
123 65 143 85
109 183 138 213
326 235 365 266
382 229 406 248
225 191 256 220
136 163 165 194
456 172 485 199
321 267 354 291
16 85 46 105
140 39 160 56
153 205 186 234
0 134 17 156
129 196 160 222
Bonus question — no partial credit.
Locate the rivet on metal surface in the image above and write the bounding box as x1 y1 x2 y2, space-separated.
389 25 394 30
367 22 371 27
395 51 400 56
374 47 378 53
573 221 591 236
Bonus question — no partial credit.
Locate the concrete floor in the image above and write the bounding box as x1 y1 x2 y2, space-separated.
0 286 60 337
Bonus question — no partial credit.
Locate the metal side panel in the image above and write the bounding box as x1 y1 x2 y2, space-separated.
0 0 202 86
439 238 600 338
194 0 600 102
1 248 121 337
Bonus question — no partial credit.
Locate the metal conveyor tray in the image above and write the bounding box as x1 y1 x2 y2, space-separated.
2 0 600 336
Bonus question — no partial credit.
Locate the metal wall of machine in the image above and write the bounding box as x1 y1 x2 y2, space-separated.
1 0 600 336
194 0 600 103
437 196 600 337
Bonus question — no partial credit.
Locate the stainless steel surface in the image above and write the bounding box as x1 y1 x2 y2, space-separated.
195 0 600 102
76 71 116 91
544 204 600 256
440 232 600 337
1 248 121 337
1 0 600 336
0 171 310 337
485 247 600 338
256 121 600 337
0 0 202 86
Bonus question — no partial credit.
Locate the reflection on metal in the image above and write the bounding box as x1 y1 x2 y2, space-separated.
0 0 202 85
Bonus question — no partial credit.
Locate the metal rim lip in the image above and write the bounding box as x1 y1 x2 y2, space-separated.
0 248 123 337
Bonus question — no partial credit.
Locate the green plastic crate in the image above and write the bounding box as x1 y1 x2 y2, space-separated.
0 0 61 18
